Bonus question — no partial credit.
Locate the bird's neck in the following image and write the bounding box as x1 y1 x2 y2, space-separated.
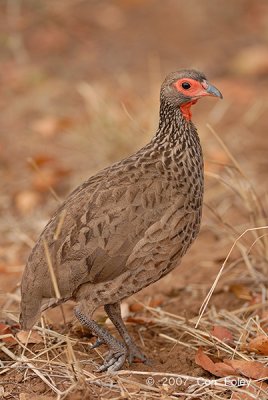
150 98 204 198
153 98 201 152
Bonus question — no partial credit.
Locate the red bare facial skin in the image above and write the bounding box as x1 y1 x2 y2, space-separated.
174 78 212 121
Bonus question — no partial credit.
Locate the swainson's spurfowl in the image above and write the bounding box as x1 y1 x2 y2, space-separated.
20 69 222 371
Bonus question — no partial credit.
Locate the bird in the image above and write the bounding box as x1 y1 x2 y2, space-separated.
20 69 222 372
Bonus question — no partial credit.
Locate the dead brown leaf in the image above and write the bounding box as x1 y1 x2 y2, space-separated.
0 323 17 345
195 347 216 374
32 169 59 192
195 348 268 380
129 303 144 312
229 284 252 300
16 330 43 344
126 317 153 325
195 347 236 377
225 359 268 380
32 166 70 192
211 325 233 343
149 294 165 308
247 335 268 355
31 154 56 167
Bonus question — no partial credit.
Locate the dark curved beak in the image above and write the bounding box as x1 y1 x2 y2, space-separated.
206 83 223 99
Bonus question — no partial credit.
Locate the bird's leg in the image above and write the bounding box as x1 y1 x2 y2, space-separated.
104 302 147 364
74 307 127 372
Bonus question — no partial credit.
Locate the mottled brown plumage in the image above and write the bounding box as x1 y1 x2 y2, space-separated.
20 69 222 371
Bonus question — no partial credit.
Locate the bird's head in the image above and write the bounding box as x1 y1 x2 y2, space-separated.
161 69 223 121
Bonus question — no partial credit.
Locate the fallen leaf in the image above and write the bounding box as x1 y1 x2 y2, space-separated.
126 317 153 325
211 361 237 378
196 349 268 380
32 169 59 192
225 359 268 380
0 323 12 334
129 303 144 312
0 323 17 345
195 347 218 374
16 330 42 344
149 294 165 308
32 166 70 192
211 326 233 343
195 347 236 377
229 284 252 300
247 335 268 355
30 154 56 167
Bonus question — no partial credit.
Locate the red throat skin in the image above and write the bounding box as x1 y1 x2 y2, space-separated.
180 99 198 121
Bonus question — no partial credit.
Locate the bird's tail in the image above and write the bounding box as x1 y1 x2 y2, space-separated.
19 262 43 330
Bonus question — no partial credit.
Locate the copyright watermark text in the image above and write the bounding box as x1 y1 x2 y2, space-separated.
145 375 251 388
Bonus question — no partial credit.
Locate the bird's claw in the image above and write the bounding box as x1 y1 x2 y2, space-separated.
96 348 127 373
127 344 147 365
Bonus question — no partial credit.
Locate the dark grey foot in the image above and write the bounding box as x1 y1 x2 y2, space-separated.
74 307 127 372
127 342 147 365
98 347 127 372
104 302 148 366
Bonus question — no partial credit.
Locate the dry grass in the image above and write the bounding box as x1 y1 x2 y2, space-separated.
1 280 268 399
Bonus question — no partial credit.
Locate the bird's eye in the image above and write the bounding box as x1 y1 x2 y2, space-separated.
181 81 191 90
